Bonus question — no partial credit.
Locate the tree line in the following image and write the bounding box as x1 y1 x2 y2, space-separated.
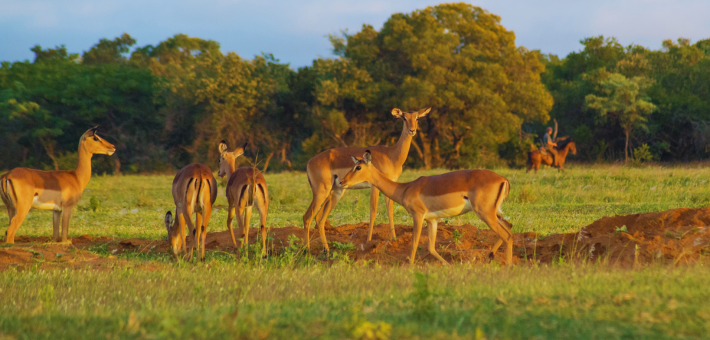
1 3 709 174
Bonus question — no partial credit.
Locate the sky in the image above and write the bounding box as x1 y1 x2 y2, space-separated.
1 0 709 68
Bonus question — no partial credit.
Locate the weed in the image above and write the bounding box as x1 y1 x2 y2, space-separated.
411 272 435 322
615 225 628 233
330 241 356 251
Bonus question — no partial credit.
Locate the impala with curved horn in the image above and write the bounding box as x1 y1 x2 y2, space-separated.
218 141 269 256
303 107 431 253
164 163 217 261
1 127 115 244
340 151 515 265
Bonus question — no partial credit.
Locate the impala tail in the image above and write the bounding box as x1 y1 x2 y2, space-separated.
495 179 510 215
0 176 15 210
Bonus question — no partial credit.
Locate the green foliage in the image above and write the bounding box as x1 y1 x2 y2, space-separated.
411 272 435 321
615 225 629 233
633 143 654 162
330 241 357 251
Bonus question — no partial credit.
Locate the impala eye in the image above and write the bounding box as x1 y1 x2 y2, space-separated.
355 166 361 170
93 136 99 141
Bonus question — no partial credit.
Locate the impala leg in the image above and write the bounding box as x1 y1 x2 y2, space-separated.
5 201 30 244
410 214 424 265
183 207 196 262
52 210 62 242
316 188 345 254
481 213 514 266
226 203 238 247
60 208 73 243
195 210 204 261
255 192 268 257
242 206 253 251
426 219 447 264
202 199 212 262
385 197 396 239
303 186 329 250
368 186 379 241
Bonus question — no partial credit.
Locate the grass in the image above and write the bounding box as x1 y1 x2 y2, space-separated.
2 163 710 339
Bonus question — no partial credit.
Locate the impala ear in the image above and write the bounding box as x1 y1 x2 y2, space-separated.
219 140 229 155
417 107 431 118
236 142 248 156
363 150 372 164
351 156 358 164
83 126 99 138
391 108 403 118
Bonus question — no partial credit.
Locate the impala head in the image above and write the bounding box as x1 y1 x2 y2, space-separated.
218 140 248 178
391 107 431 137
339 150 373 189
164 211 180 260
80 126 116 156
569 140 577 155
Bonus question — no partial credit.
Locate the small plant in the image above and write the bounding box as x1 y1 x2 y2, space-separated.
452 229 464 245
352 320 392 340
615 225 628 233
515 185 538 203
411 272 435 321
633 143 654 162
329 241 356 251
89 196 101 212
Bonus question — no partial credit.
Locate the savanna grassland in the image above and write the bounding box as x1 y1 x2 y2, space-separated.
2 165 710 339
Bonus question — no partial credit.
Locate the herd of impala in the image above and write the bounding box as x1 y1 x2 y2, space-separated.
0 108 518 265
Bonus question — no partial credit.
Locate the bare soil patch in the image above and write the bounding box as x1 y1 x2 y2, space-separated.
2 207 709 270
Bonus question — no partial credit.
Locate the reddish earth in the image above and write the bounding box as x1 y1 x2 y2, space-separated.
2 207 710 270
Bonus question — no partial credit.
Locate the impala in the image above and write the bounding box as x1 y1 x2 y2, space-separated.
218 141 269 256
164 163 217 261
303 107 431 252
340 151 515 265
1 127 115 244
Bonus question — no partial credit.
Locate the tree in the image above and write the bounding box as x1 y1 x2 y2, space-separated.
82 33 136 65
585 72 657 163
320 3 552 168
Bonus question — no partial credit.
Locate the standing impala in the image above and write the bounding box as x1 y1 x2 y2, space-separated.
164 163 217 261
303 107 431 252
340 151 515 265
218 141 269 256
1 127 115 244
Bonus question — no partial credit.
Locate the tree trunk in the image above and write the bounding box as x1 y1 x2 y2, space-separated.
280 146 292 169
113 156 122 176
262 152 274 173
418 132 432 170
39 137 59 170
625 128 630 164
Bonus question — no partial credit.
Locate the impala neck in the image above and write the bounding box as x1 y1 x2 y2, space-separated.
75 145 93 190
388 124 413 167
227 160 238 178
367 165 408 206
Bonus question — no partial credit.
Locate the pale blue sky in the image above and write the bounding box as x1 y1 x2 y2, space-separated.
1 0 709 68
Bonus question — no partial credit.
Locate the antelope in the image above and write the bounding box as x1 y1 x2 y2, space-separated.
164 163 217 261
303 107 431 252
1 127 115 244
218 141 269 256
527 138 577 173
340 151 514 265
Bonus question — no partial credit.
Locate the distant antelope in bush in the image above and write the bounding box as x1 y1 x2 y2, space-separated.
340 151 514 265
165 163 217 261
1 127 115 244
218 141 269 256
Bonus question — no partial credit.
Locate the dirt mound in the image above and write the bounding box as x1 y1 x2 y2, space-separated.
1 207 709 270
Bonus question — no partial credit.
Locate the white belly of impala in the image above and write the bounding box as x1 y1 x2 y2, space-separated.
424 199 472 219
32 197 62 211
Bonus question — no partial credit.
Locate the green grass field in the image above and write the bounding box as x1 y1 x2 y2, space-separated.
2 165 710 339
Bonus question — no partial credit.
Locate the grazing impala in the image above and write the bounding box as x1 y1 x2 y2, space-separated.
164 163 217 261
1 127 115 244
218 141 269 256
340 151 515 265
303 107 431 252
